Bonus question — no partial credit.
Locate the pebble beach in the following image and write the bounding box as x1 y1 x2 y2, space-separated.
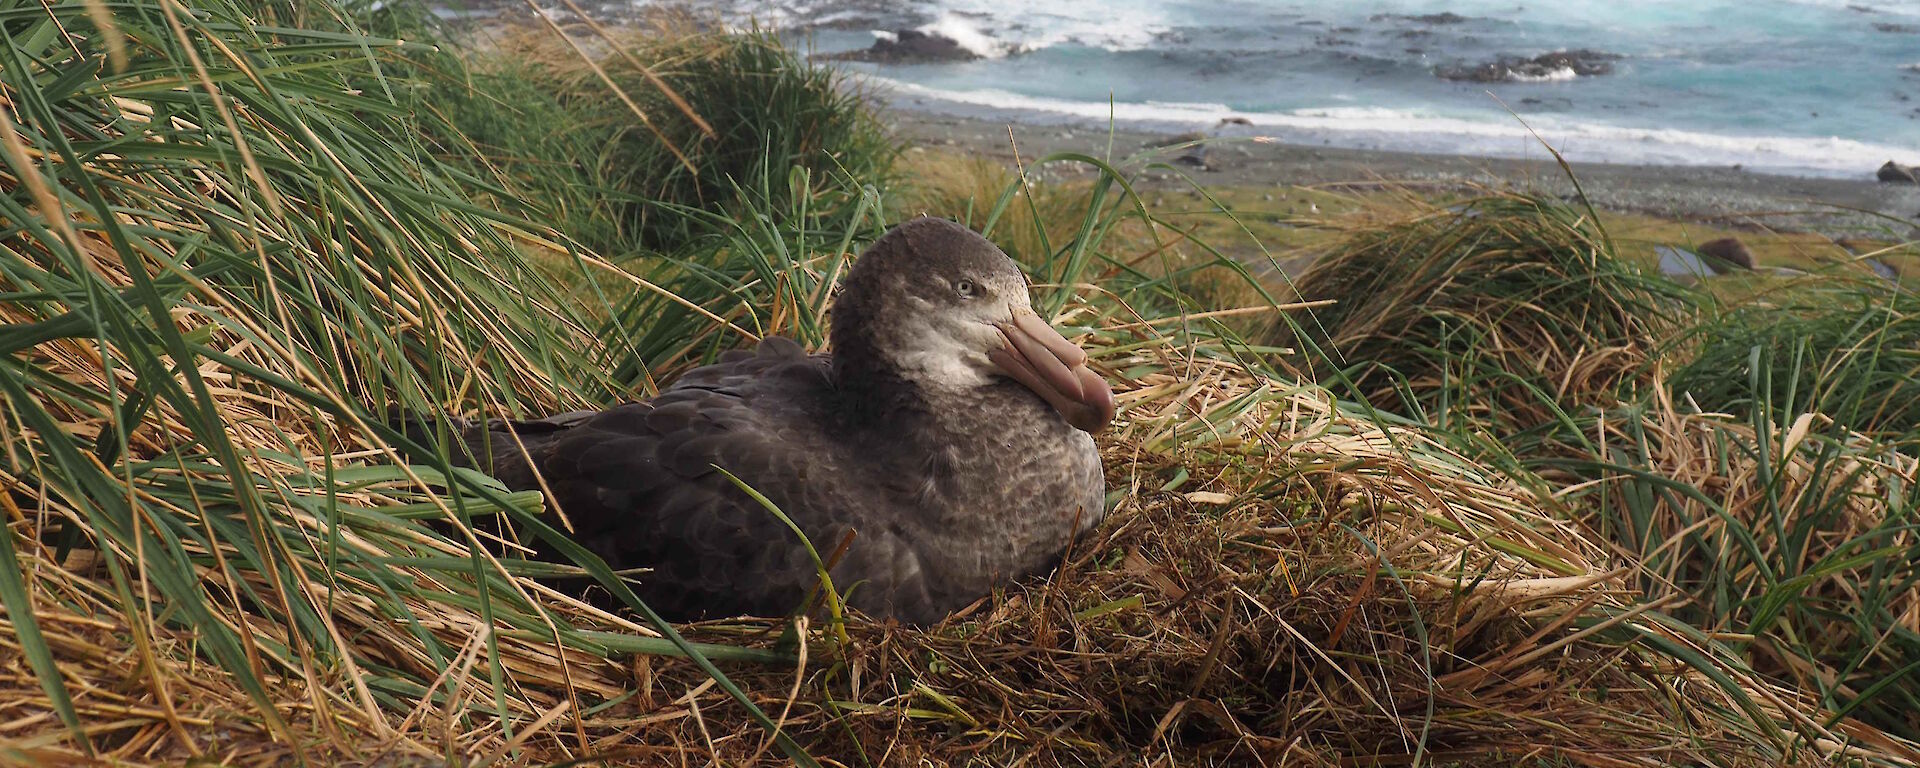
885 106 1920 239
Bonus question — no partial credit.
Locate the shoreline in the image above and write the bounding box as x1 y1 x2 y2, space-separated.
433 5 1920 239
882 100 1920 239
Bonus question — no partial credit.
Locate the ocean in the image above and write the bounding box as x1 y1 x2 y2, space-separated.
624 0 1920 179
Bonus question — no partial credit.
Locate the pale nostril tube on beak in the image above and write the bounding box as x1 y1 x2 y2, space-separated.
988 310 1116 433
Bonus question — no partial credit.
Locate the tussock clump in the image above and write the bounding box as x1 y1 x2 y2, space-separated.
1544 396 1920 742
1670 281 1920 437
1283 194 1690 432
0 1 651 762
455 26 895 253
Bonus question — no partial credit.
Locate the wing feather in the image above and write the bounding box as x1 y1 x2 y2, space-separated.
489 338 859 621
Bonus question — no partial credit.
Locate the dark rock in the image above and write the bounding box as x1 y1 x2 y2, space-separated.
1372 12 1472 24
1879 160 1919 183
1437 49 1622 83
1697 237 1756 272
1873 22 1919 33
1518 96 1575 109
819 29 979 64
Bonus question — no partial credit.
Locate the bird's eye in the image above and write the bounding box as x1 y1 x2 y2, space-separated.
955 278 978 299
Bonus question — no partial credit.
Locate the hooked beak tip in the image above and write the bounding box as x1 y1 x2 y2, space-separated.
989 313 1115 433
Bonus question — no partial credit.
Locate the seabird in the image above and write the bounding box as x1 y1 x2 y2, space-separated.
437 217 1114 625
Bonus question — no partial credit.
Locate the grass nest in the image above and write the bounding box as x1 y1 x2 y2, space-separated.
451 332 1876 766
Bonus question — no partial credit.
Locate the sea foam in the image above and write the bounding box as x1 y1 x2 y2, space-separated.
919 0 1170 53
918 14 1012 58
1508 66 1579 83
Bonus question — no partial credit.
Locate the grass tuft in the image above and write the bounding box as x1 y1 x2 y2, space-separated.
1671 279 1920 437
1281 193 1692 435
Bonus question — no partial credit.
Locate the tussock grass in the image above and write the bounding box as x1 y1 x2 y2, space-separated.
449 25 894 255
3 2 1919 765
1282 194 1692 434
0 1 784 761
1540 398 1920 741
1671 280 1920 438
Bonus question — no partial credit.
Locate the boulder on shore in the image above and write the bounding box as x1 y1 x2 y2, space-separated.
1144 131 1208 149
1697 237 1756 272
1878 160 1918 183
1835 237 1884 255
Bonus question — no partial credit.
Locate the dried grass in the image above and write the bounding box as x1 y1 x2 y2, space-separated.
9 288 1912 765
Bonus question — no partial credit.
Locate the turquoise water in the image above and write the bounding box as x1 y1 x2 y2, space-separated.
661 0 1920 177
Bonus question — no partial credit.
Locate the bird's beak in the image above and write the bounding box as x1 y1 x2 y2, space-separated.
988 311 1116 433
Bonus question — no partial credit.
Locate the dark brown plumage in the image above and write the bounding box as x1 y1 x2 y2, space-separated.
440 217 1112 625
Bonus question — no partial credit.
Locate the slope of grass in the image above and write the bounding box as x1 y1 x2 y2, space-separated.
0 1 803 761
1539 401 1920 741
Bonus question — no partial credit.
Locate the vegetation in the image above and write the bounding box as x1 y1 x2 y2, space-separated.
1670 280 1920 436
438 26 894 256
2 1 1918 766
1280 195 1689 435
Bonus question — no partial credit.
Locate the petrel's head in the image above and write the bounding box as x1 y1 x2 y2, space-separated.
832 217 1115 433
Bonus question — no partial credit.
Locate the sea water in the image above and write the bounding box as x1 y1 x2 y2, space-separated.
625 0 1920 178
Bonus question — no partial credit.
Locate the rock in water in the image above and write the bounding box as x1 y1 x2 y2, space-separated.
1878 160 1918 183
1697 237 1756 272
821 29 979 63
1436 49 1622 82
1371 11 1473 24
